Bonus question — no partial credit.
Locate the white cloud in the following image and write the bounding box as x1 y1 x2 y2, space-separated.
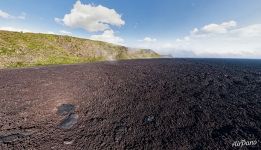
140 37 157 43
171 21 261 58
59 30 72 35
0 26 31 32
0 10 11 19
0 10 26 20
55 1 125 32
136 21 261 58
90 29 124 45
200 20 237 34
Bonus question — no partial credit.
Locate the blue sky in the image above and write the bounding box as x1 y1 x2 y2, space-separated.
1 0 261 58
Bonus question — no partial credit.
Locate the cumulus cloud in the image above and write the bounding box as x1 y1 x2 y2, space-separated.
171 21 261 58
0 10 26 20
55 1 125 32
140 37 157 43
0 10 10 19
90 29 124 45
194 20 237 34
137 21 261 58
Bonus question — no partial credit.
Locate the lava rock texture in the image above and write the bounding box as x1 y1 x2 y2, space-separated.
0 59 260 149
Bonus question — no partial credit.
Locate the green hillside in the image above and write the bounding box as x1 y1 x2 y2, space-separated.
0 30 159 69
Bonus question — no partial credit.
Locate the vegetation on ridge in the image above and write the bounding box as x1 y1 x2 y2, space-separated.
0 30 159 68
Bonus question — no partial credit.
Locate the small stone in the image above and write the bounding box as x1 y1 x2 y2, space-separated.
59 113 79 129
144 115 155 124
57 104 76 116
63 139 74 145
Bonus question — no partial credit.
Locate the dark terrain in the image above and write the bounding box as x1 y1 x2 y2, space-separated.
0 58 260 149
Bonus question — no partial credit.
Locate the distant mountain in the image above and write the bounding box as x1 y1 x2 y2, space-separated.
0 30 159 68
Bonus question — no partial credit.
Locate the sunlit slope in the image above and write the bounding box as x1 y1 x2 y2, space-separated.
0 30 159 68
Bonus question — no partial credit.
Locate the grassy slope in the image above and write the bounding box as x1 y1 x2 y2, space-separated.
0 30 159 68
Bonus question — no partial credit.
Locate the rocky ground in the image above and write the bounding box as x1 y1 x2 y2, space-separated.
0 58 260 149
